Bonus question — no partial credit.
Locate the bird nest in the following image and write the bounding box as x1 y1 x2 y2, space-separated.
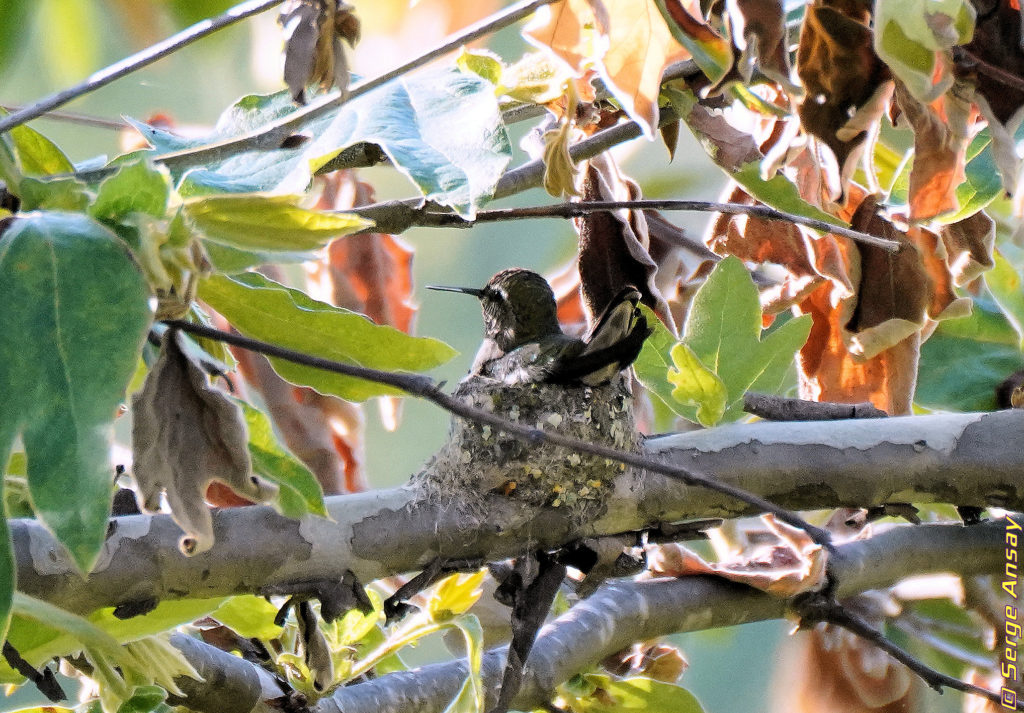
411 372 639 524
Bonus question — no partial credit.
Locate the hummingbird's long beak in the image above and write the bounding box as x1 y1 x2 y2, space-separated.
426 284 485 298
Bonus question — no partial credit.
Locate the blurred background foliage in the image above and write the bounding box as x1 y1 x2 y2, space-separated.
0 2 966 711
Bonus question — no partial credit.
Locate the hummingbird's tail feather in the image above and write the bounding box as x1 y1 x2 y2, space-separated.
545 288 652 386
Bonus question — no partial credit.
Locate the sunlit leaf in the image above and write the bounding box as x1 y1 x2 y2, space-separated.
563 673 705 713
238 400 327 518
199 273 457 401
684 256 812 421
211 595 284 641
427 570 486 621
184 194 370 252
666 342 727 427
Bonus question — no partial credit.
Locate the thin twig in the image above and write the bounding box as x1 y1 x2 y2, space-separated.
0 105 127 131
399 200 902 252
162 319 833 546
151 0 559 173
823 602 1001 703
0 0 286 135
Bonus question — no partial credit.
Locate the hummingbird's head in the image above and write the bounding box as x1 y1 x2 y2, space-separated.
429 268 562 351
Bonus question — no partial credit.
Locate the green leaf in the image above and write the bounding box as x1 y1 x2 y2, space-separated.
116 686 167 713
987 250 1024 346
633 304 685 414
441 615 485 713
10 593 139 674
564 674 705 713
306 65 512 218
184 194 371 251
0 598 226 680
210 595 284 640
667 343 728 427
132 65 511 218
684 256 811 421
652 0 732 82
874 0 974 102
239 401 327 518
0 212 152 571
730 163 845 229
17 176 91 211
91 160 172 223
0 0 31 72
427 570 485 621
945 130 1003 223
456 49 504 86
8 123 75 177
917 300 1023 412
199 273 456 400
203 241 320 273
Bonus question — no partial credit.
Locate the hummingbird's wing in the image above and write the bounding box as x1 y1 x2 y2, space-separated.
545 287 653 386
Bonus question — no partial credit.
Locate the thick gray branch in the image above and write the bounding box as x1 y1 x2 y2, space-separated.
12 410 1022 614
163 522 1005 713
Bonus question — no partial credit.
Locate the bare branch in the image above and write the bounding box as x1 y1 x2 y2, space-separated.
13 408 1021 614
0 0 286 135
355 199 902 252
157 523 1005 713
743 392 889 420
0 106 127 131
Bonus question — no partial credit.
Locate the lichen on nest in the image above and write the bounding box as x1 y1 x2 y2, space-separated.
411 372 639 524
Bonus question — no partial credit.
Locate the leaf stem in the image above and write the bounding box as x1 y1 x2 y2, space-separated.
162 319 833 546
0 0 287 135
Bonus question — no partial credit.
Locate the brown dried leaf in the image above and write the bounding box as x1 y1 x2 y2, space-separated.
309 172 417 432
958 1 1024 126
772 618 919 713
603 642 688 683
649 514 829 597
542 121 583 197
894 81 972 221
524 0 609 75
574 154 676 330
131 331 278 555
728 0 792 86
798 281 921 415
279 0 359 104
796 2 890 187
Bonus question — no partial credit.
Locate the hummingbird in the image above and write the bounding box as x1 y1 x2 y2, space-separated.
428 268 652 386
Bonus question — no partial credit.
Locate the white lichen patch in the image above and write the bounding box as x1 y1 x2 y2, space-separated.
411 372 639 524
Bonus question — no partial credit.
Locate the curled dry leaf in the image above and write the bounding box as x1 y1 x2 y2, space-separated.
602 641 688 683
771 613 920 713
725 0 792 88
131 331 278 555
542 119 583 198
958 1 1024 126
649 514 828 597
297 601 335 692
796 1 891 188
279 0 360 104
523 0 609 77
574 153 677 330
894 80 972 221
